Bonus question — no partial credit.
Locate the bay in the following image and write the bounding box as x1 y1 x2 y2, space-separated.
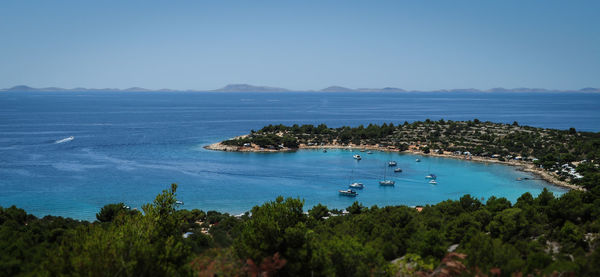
2 91 597 220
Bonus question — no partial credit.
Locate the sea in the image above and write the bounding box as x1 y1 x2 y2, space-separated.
1 91 599 220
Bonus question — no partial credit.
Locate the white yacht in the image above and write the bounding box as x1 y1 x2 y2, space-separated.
339 189 358 197
349 182 364 189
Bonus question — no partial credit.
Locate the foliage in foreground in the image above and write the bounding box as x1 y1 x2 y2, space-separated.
2 181 600 276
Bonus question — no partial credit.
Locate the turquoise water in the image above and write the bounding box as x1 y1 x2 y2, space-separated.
2 91 596 220
179 148 565 213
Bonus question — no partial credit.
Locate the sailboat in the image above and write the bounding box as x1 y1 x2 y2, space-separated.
349 182 364 189
379 163 395 186
425 174 437 179
425 162 437 180
348 170 364 189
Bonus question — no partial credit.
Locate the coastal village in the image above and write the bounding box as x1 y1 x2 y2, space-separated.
208 119 600 189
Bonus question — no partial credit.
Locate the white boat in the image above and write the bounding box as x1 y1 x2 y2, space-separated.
388 161 397 167
175 200 184 205
415 158 421 162
394 168 403 173
429 180 437 185
348 170 363 189
425 174 437 179
366 151 373 154
379 180 395 186
55 136 74 144
360 149 365 152
339 189 358 197
349 182 364 189
323 149 327 153
379 163 395 186
353 154 362 160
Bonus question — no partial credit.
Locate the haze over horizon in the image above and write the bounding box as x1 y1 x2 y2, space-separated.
1 0 599 91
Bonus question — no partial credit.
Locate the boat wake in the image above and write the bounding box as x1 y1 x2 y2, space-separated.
55 136 74 144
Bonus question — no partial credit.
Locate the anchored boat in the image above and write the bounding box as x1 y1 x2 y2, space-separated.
339 189 358 197
379 163 395 186
379 180 395 186
349 182 364 189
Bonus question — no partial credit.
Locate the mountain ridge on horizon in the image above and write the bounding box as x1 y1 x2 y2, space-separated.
1 84 599 93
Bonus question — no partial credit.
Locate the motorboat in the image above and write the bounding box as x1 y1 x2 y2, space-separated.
353 154 362 160
429 180 437 185
339 189 358 197
394 168 403 173
55 136 74 144
425 174 437 179
349 182 364 189
388 161 397 166
415 158 421 162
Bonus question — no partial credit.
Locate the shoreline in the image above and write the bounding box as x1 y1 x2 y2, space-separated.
204 140 582 191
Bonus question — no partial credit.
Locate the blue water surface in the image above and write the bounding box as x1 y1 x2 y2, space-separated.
2 91 598 220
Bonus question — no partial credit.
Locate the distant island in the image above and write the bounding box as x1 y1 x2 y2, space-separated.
206 119 600 190
2 84 599 93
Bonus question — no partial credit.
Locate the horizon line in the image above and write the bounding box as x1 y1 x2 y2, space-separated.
1 84 599 93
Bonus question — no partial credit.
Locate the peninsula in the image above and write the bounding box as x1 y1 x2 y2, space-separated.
206 119 600 190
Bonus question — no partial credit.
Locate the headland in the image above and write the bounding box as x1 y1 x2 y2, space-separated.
205 119 600 190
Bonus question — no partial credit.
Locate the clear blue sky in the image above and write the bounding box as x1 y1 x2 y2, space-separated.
1 0 598 90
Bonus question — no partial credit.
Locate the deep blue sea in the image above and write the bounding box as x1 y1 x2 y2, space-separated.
1 91 599 220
